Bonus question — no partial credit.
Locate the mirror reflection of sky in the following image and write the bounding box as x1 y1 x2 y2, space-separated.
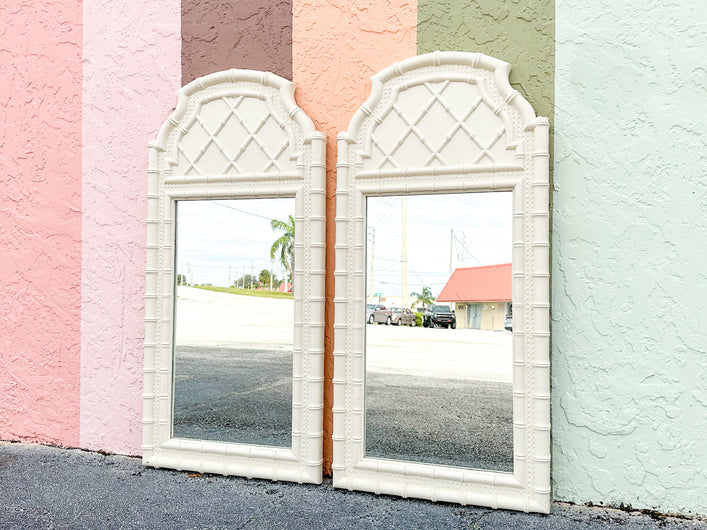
175 193 511 293
367 192 512 298
176 198 295 286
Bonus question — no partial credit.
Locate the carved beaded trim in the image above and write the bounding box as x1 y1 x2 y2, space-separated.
333 52 550 512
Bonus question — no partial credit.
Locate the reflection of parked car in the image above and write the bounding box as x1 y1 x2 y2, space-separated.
367 304 386 324
505 313 513 331
423 304 456 328
371 305 392 324
390 307 416 326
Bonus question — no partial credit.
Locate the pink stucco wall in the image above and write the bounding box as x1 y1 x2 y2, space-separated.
292 0 417 472
0 0 83 446
80 0 181 454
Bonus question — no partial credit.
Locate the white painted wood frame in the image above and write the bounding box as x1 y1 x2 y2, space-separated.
143 69 325 484
333 52 551 512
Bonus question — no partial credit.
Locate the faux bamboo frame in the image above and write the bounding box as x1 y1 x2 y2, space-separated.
333 52 551 512
143 69 325 484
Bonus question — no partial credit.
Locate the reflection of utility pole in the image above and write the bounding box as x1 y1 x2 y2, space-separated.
250 261 254 289
401 197 408 308
270 260 273 291
449 228 453 276
461 233 466 267
228 265 231 287
368 227 375 300
187 262 192 286
242 264 245 289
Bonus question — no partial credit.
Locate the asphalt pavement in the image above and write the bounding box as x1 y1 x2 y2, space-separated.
172 343 513 472
365 372 513 471
173 345 293 446
25 288 695 528
173 287 515 471
1 442 705 529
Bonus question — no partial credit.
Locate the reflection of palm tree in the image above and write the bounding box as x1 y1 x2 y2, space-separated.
270 215 294 284
410 285 434 309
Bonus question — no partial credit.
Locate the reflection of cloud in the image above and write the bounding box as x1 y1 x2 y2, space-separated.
367 192 512 298
177 198 294 286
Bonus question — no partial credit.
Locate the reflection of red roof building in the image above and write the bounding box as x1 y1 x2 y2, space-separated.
437 263 511 302
437 264 512 331
277 282 293 293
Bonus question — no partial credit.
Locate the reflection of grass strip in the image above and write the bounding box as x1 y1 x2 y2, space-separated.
193 285 294 300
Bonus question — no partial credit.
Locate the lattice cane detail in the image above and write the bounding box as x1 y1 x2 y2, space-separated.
366 80 516 170
334 51 550 513
175 96 293 176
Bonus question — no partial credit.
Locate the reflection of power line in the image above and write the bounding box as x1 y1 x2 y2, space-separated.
182 261 272 270
407 263 428 286
211 201 274 221
376 280 447 287
374 270 448 276
376 261 401 272
369 197 398 227
454 234 483 266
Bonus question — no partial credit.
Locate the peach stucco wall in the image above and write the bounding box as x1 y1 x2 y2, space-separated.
80 0 181 453
0 0 83 446
292 0 417 472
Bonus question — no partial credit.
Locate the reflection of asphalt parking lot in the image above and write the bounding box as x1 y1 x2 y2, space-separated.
173 345 292 447
366 322 512 383
364 315 513 471
175 286 294 350
177 286 512 383
366 373 512 472
173 287 513 472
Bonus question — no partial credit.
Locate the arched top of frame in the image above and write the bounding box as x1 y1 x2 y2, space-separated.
150 69 318 177
340 51 546 172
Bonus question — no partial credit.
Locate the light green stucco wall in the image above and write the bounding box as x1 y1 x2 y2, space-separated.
417 0 554 122
419 0 706 515
552 0 707 514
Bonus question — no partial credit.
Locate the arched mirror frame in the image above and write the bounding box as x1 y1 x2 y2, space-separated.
333 52 550 512
143 69 325 484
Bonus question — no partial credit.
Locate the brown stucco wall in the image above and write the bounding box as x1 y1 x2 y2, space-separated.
182 0 292 84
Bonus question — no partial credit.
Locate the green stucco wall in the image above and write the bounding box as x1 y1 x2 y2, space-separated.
417 0 554 122
419 0 706 515
551 0 707 514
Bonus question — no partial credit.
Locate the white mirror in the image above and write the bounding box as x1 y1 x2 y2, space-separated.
333 52 550 512
364 192 514 473
172 198 295 447
143 69 325 484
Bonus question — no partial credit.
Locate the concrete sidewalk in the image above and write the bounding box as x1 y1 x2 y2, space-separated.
1 443 704 529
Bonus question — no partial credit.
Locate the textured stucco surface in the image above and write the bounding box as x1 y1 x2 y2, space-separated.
292 0 417 473
81 0 181 454
0 0 82 446
3 0 705 515
417 0 554 124
552 0 707 514
181 0 292 84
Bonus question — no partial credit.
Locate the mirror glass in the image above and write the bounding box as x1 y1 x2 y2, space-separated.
365 192 513 472
172 198 295 447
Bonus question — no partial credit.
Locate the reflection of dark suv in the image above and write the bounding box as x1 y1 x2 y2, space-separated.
423 304 456 329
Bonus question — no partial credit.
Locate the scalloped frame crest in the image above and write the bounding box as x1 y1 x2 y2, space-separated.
333 52 550 512
143 69 325 484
